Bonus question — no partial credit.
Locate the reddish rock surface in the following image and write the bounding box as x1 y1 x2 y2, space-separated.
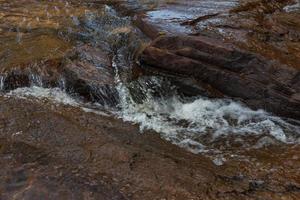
62 45 119 105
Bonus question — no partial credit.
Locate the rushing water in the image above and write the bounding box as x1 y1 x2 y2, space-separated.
7 77 300 155
117 78 300 152
1 0 300 157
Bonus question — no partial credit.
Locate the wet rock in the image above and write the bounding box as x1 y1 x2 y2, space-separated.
0 1 299 199
188 0 300 69
0 42 118 106
140 35 300 120
131 0 238 39
0 33 71 90
1 59 64 90
127 0 300 120
0 0 120 106
62 44 119 106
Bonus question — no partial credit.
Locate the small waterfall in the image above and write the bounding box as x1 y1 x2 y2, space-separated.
106 5 300 153
88 84 119 107
113 63 300 153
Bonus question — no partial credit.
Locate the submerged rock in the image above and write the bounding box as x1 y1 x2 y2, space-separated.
0 33 71 89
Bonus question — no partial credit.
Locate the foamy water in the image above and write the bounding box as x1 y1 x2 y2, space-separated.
6 86 79 106
5 86 110 116
116 77 300 153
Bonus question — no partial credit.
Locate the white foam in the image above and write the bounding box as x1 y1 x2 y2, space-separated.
81 107 110 117
5 86 113 117
6 86 79 106
3 82 300 155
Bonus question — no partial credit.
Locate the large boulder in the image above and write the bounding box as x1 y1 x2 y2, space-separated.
140 35 300 120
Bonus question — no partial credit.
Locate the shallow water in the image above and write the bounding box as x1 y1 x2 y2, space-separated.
1 0 300 159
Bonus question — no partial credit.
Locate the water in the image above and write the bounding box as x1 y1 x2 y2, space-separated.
0 76 4 91
116 76 300 153
0 0 299 159
7 86 79 106
7 75 300 155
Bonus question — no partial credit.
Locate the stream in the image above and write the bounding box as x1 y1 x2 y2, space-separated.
1 0 300 161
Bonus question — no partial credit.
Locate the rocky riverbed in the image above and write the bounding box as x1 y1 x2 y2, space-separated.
0 0 300 199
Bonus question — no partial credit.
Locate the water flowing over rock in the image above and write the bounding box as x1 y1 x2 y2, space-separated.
0 43 119 105
0 0 300 199
132 0 239 38
62 44 119 106
140 35 300 120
